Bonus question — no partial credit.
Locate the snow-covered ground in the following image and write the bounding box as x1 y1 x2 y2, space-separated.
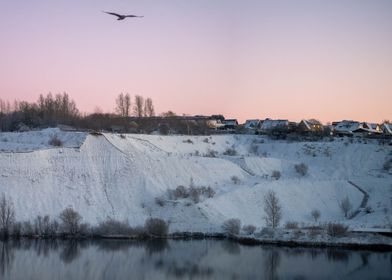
0 130 391 234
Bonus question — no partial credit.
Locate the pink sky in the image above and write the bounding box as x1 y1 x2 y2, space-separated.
0 0 391 123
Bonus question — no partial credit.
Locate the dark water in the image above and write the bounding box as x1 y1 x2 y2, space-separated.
0 239 391 280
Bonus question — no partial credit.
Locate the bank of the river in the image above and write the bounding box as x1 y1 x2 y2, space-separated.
67 230 392 252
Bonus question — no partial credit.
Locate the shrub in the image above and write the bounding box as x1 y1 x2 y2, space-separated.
223 148 237 156
79 223 91 236
48 134 63 146
271 170 281 180
311 209 321 222
59 207 82 235
201 186 215 198
204 149 218 158
94 219 134 236
145 218 168 237
183 139 193 144
189 186 201 203
170 185 189 200
12 222 22 238
260 227 274 237
222 219 241 236
231 176 241 184
242 224 256 235
340 196 352 218
155 197 165 207
21 221 34 236
285 221 299 229
203 138 209 143
326 223 349 237
0 194 15 238
295 163 308 176
169 185 215 202
364 206 373 214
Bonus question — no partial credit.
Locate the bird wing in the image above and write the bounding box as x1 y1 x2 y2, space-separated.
125 15 143 18
103 11 123 17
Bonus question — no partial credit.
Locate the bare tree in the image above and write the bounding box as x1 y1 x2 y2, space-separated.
311 209 321 222
124 93 131 117
144 97 155 117
0 194 15 237
134 95 144 117
264 190 282 229
115 93 131 117
160 110 176 117
340 196 352 218
59 207 82 235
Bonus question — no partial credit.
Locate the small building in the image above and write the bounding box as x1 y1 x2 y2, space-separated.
381 123 392 136
259 119 289 132
352 122 382 137
333 120 360 136
244 119 261 130
298 119 324 133
222 119 239 130
206 119 225 130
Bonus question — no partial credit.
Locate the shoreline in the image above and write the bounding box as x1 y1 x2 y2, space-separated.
3 231 391 252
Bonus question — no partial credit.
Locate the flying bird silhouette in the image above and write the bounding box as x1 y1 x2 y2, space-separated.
103 11 144 20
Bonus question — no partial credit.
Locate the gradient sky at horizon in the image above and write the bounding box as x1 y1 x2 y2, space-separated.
0 0 391 123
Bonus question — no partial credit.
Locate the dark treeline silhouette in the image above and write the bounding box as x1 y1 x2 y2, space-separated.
0 93 218 134
0 93 160 133
0 93 79 131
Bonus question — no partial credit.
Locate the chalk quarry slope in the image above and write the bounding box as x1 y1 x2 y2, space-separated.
0 129 391 232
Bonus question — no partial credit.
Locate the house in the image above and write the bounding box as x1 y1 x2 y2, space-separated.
333 120 360 136
206 118 225 130
298 119 324 133
352 122 382 137
365 123 382 133
334 120 383 137
259 119 289 132
381 123 392 136
244 119 261 130
222 119 238 130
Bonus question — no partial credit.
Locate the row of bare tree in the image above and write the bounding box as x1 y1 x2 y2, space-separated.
115 93 155 117
0 93 156 131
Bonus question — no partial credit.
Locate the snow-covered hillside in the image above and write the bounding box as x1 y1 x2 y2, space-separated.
0 130 391 233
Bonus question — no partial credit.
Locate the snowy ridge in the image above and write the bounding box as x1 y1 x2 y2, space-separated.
0 131 391 233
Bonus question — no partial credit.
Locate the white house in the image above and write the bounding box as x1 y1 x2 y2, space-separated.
381 123 392 136
244 119 261 130
333 120 361 136
259 119 289 132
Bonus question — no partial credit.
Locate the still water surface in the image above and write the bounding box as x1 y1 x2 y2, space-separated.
0 239 391 279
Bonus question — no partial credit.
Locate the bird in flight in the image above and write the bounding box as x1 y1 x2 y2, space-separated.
103 11 144 20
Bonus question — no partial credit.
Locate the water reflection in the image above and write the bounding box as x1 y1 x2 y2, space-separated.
0 239 390 279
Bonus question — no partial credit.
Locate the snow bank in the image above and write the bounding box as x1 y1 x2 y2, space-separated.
0 131 391 233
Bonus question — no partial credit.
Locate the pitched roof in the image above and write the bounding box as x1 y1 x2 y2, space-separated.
244 119 260 129
260 119 289 130
382 123 392 134
333 120 360 133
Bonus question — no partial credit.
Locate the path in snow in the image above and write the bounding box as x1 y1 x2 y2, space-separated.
225 157 256 176
348 180 370 219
